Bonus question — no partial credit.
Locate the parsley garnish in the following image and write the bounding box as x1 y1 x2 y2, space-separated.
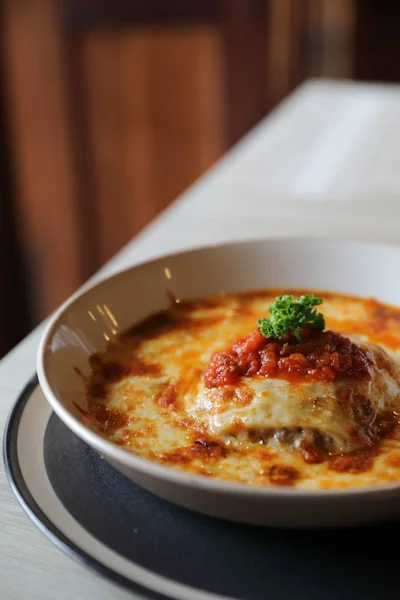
257 294 325 341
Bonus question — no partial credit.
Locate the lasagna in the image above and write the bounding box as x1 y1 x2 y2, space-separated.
83 290 400 489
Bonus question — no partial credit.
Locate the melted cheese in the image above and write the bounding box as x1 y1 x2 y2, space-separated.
84 289 400 490
191 340 400 454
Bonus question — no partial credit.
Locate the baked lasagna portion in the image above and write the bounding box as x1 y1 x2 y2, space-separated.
84 290 400 490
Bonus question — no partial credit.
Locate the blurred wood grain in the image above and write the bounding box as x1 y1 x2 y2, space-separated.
74 27 224 265
1 0 358 329
2 0 88 318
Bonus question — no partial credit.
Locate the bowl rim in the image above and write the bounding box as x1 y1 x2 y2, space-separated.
37 236 400 499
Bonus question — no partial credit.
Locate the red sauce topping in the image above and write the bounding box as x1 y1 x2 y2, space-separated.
204 328 373 388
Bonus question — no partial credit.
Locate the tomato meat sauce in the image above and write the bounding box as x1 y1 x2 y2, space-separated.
204 328 373 388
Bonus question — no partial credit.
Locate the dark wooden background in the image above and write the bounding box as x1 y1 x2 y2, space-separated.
1 0 399 356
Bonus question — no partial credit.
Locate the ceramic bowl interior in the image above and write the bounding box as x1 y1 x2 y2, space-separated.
37 238 400 528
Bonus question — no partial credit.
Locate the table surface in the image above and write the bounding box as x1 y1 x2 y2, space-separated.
3 78 400 599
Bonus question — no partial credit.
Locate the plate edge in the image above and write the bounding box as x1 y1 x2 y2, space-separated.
2 374 174 600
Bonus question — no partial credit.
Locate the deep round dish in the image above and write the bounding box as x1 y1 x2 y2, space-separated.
7 379 400 600
37 238 400 528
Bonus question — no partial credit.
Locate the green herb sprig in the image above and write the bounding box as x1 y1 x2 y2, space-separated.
257 294 325 341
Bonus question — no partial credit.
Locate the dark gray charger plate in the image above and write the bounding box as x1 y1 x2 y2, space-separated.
3 375 400 600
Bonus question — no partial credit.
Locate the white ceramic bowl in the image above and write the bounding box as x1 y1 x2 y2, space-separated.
37 238 400 529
